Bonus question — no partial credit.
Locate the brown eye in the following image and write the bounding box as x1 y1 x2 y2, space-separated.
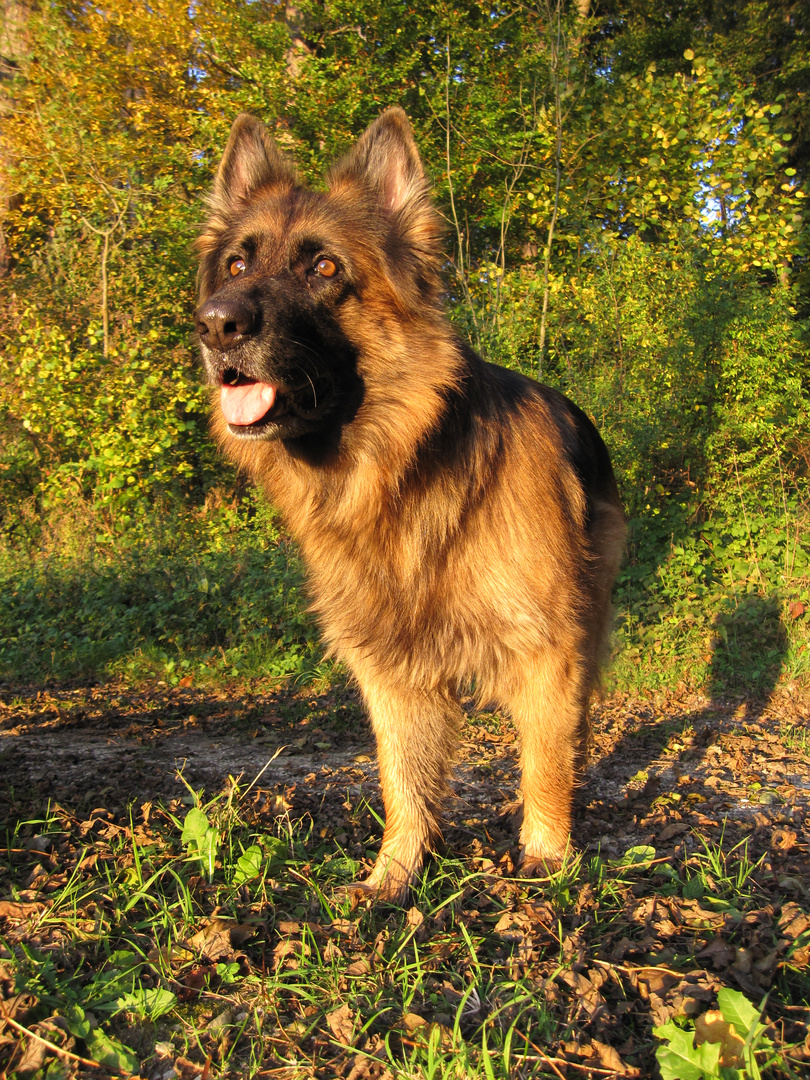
229 257 246 277
315 257 338 278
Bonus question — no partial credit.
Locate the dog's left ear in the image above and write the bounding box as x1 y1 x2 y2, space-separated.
330 109 443 291
331 108 426 214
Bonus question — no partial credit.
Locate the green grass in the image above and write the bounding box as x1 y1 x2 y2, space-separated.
0 488 807 697
3 770 808 1078
0 495 325 688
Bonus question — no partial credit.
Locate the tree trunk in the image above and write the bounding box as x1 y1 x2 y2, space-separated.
0 0 33 276
284 0 311 80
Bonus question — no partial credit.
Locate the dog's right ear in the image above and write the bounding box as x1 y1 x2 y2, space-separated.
210 114 297 213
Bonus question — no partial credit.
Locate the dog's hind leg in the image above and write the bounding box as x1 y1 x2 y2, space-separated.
347 678 463 903
499 651 591 873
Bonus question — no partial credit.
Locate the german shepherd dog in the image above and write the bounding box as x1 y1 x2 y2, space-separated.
195 109 625 902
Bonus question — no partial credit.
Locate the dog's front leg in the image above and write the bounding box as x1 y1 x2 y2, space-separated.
500 650 590 873
346 678 462 903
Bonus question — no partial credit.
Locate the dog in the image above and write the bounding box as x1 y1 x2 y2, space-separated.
195 108 625 902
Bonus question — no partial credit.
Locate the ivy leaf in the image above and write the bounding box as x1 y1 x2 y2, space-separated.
655 1022 722 1079
85 1030 139 1074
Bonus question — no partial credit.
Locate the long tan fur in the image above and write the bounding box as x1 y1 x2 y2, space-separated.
195 108 626 901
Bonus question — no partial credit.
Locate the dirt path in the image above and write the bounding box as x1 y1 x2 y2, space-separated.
3 680 808 869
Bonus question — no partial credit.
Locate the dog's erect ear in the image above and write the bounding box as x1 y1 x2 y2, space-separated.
330 108 427 215
211 114 297 211
328 109 443 299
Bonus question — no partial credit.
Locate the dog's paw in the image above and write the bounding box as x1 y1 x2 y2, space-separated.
333 878 409 908
518 853 564 880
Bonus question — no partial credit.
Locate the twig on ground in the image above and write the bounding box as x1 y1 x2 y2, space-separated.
2 1014 132 1076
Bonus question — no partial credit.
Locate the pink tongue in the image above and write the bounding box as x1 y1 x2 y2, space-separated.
220 381 277 426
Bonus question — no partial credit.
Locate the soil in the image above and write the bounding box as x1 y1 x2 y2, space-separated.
2 679 809 873
2 678 810 1078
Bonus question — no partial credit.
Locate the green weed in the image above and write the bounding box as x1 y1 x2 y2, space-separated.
655 988 775 1080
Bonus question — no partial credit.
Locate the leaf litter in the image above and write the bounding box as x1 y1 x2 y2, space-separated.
0 677 808 1077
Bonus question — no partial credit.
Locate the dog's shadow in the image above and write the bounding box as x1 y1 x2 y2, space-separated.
572 592 789 856
446 593 789 864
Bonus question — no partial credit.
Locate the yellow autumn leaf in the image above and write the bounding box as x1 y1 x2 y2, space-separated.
694 1009 745 1068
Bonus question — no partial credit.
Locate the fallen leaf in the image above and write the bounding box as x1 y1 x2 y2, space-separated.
632 968 680 999
777 903 810 940
327 1002 355 1045
0 900 45 922
697 939 736 970
344 957 371 976
206 1009 233 1039
560 969 608 1021
771 828 798 851
694 1009 745 1068
186 916 257 961
658 822 689 841
585 1038 639 1076
406 907 424 931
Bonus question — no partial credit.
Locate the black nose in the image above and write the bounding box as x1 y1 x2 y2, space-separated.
196 295 259 352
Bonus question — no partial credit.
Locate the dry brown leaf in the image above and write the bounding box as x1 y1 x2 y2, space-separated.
584 1038 639 1076
778 903 810 941
0 901 45 922
494 910 530 941
186 920 232 962
771 828 798 850
276 920 302 934
658 822 690 841
273 938 309 971
401 1012 427 1034
345 957 371 976
13 1029 49 1074
173 1054 209 1079
697 938 737 970
327 1002 355 1045
406 907 424 931
523 900 556 927
695 1009 745 1068
186 916 257 962
331 918 358 939
323 941 342 962
632 968 680 999
560 970 608 1020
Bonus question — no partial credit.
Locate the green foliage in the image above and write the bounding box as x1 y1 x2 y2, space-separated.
655 988 773 1080
0 494 320 686
1 313 209 522
232 843 264 887
180 806 219 882
0 0 806 697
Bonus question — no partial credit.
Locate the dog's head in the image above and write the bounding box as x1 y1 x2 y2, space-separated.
195 109 444 447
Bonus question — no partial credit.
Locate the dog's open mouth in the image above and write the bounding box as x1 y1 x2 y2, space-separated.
219 370 278 428
218 368 328 436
